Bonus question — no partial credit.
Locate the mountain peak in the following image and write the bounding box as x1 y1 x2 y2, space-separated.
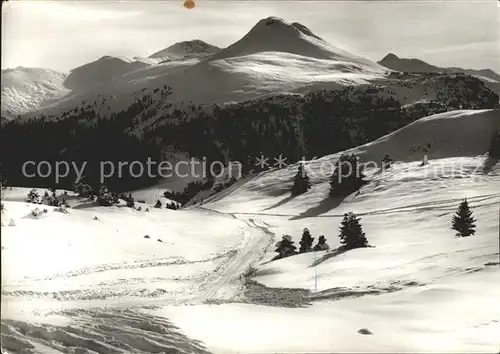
381 53 399 61
149 40 220 60
244 17 324 42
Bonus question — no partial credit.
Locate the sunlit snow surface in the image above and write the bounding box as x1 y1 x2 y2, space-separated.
1 110 500 353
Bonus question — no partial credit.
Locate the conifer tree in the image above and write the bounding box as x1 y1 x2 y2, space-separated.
48 191 61 207
97 185 117 206
126 193 135 208
26 189 40 204
313 235 330 251
330 154 365 197
338 212 368 249
275 235 297 259
155 200 162 208
291 162 311 196
451 198 476 237
74 177 94 198
299 228 314 253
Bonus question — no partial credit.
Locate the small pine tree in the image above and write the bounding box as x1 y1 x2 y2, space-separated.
74 177 93 198
97 185 117 206
299 228 314 253
291 162 311 196
26 189 41 204
313 235 330 251
155 200 162 208
126 193 135 208
48 191 61 207
338 212 368 249
275 235 297 259
330 154 365 197
451 198 476 237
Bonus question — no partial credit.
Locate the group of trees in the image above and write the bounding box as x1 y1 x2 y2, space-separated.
291 153 369 198
155 199 180 210
274 214 367 260
274 198 477 261
25 188 69 208
3 73 496 195
162 179 213 206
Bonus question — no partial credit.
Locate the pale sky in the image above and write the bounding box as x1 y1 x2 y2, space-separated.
2 0 499 72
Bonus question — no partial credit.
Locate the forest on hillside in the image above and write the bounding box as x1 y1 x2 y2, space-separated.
1 73 498 194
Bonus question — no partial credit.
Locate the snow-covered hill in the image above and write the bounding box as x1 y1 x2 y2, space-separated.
63 55 153 91
0 67 70 119
2 109 499 352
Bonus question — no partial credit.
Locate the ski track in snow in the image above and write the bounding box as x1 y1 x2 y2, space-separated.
1 164 498 352
1 210 275 354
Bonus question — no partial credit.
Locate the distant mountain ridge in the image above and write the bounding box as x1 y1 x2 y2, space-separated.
5 16 390 121
378 53 500 94
2 17 499 122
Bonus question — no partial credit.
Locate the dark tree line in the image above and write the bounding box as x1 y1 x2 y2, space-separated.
2 74 497 197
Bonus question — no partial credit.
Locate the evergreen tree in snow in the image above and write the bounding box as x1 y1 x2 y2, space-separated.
275 235 297 259
97 185 118 206
338 212 368 249
26 189 41 204
126 193 135 208
291 162 311 196
73 177 94 198
329 153 366 197
48 191 61 207
155 199 162 208
451 198 476 237
313 235 330 251
299 228 314 253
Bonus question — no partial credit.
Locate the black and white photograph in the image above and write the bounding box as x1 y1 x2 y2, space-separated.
1 0 499 352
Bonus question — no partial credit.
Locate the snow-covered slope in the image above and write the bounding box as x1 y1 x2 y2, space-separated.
149 40 221 61
210 17 382 69
2 109 499 352
1 67 70 119
202 109 500 214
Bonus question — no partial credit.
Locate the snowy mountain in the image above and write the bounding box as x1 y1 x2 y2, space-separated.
0 67 70 119
64 55 152 91
11 17 393 121
149 40 221 61
2 109 499 353
210 17 381 67
378 53 500 94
